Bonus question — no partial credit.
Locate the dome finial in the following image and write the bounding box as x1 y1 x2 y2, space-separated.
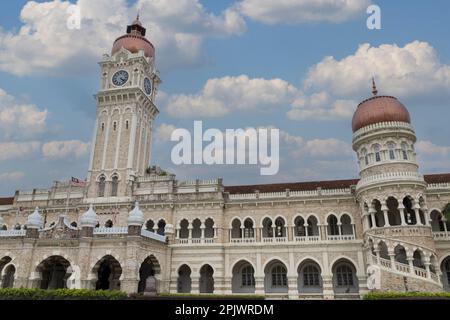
372 77 378 96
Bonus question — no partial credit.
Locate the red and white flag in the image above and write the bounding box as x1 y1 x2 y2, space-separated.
71 177 87 187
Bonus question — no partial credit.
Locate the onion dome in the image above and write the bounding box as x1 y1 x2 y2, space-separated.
80 204 98 228
352 78 411 132
27 207 43 229
128 202 144 226
111 15 155 58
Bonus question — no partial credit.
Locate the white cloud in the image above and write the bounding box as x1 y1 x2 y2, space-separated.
42 140 90 159
0 89 48 139
155 123 177 142
0 0 246 76
416 141 450 156
303 138 353 157
165 75 300 117
0 141 41 161
0 171 25 182
280 131 352 158
287 41 450 121
237 0 370 25
288 91 356 120
304 41 450 98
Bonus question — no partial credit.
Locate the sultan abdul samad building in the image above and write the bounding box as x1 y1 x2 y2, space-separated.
1 17 450 299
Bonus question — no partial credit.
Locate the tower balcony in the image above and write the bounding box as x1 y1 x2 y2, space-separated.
356 171 426 192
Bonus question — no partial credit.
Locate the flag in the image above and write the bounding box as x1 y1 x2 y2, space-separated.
71 177 87 187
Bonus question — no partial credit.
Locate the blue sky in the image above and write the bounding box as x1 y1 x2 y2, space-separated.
0 0 450 195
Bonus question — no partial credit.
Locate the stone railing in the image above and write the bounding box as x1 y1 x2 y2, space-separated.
294 236 320 243
140 229 166 242
230 238 257 244
357 171 424 190
353 121 414 141
228 188 352 201
175 238 216 244
432 231 450 240
371 254 439 284
427 182 450 190
93 227 128 235
368 225 432 239
0 230 26 237
326 234 356 241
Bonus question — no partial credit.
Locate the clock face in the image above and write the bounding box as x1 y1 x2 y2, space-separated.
144 77 152 95
112 70 129 86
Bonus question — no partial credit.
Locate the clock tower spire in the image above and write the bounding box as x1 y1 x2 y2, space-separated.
86 17 161 200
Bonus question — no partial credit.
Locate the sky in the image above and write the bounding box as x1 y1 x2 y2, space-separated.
0 0 450 196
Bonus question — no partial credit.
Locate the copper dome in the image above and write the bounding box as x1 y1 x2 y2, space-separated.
352 91 411 132
111 17 155 58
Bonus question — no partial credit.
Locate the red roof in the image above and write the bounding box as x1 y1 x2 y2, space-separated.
225 178 359 194
225 173 450 194
0 197 14 205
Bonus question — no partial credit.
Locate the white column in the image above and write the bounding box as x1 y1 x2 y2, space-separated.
381 202 390 227
113 113 123 169
398 205 407 226
201 224 205 240
127 113 138 169
389 253 396 270
136 126 144 173
407 257 415 275
101 114 111 170
369 206 376 228
88 118 98 173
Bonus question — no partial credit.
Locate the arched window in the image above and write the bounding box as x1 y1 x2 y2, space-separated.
70 222 77 228
113 122 117 131
243 219 254 238
403 197 417 225
387 142 396 160
303 265 320 287
361 148 369 166
146 219 154 232
231 219 242 239
262 218 273 238
105 220 113 228
1 225 7 231
157 219 166 236
98 176 106 197
294 216 306 237
401 142 408 160
179 219 189 238
111 176 119 197
336 264 354 286
340 215 353 235
274 217 286 237
271 265 287 287
327 215 339 236
177 265 191 293
241 265 255 287
101 123 105 132
307 216 320 236
192 219 201 238
442 257 450 289
373 144 381 162
125 121 129 130
2 265 15 288
205 218 214 238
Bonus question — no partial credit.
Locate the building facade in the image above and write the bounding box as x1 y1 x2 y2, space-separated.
1 18 450 299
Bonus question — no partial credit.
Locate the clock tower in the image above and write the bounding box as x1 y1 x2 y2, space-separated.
86 16 161 199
